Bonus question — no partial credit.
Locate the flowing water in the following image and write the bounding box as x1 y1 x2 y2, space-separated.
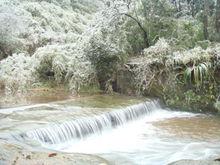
0 94 220 165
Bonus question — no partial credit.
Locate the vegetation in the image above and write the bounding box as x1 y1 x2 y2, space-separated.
124 41 220 112
1 0 220 112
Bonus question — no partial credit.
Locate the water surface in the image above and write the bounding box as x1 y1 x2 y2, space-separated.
0 95 219 165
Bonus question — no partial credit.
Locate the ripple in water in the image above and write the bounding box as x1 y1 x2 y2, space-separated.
57 111 220 165
2 98 220 165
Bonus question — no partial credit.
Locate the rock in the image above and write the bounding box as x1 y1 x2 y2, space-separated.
48 153 57 157
11 152 109 165
0 140 109 165
25 155 31 159
168 159 220 165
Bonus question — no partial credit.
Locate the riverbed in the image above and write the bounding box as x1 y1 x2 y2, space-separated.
0 94 220 165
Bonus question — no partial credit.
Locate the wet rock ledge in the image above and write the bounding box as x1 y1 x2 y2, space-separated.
0 141 109 165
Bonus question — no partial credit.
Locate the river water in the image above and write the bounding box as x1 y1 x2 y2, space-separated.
0 95 220 165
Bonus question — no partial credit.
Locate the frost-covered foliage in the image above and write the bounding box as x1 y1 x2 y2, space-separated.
80 0 129 90
83 0 129 57
0 53 37 94
0 43 97 94
128 39 220 94
1 0 216 95
131 61 155 94
127 39 171 93
143 38 171 58
34 44 96 92
0 0 104 94
168 47 212 65
0 5 26 59
0 0 131 93
0 0 103 57
167 43 220 66
141 38 214 67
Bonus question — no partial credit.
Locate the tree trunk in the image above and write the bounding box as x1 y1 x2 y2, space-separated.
216 0 220 33
124 13 150 48
178 0 182 12
172 0 178 11
191 0 195 17
203 0 209 40
0 45 8 60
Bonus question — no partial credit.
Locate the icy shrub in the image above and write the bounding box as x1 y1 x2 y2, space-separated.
0 6 27 59
66 59 96 93
0 0 101 58
143 38 171 60
34 44 96 92
168 47 212 65
0 44 96 94
0 0 104 93
34 45 67 83
0 0 130 94
126 38 170 94
83 3 128 91
0 53 37 94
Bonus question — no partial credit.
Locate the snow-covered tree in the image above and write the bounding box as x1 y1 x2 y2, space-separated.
0 6 26 59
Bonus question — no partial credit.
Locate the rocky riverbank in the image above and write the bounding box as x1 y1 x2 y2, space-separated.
0 140 108 165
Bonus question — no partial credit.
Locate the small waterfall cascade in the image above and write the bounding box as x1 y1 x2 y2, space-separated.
18 100 161 145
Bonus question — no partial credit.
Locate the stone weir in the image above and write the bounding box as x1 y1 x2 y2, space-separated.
17 100 161 145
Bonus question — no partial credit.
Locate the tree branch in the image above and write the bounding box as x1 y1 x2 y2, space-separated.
124 13 150 48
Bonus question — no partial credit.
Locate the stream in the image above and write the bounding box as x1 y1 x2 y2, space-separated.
0 94 220 165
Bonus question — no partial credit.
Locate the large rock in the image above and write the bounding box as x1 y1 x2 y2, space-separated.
0 140 109 165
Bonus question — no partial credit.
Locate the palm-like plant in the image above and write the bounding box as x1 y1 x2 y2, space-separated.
184 62 210 87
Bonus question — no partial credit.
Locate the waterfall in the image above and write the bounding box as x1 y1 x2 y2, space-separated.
18 100 161 145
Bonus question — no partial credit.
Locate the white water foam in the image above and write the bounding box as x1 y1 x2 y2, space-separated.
13 100 220 165
58 110 220 165
18 100 160 145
